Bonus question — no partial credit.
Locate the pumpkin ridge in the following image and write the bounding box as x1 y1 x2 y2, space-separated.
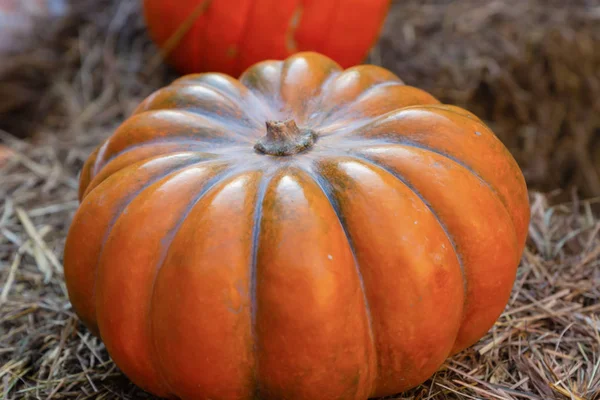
158 107 257 138
277 53 344 120
96 162 228 397
99 143 219 174
353 139 502 202
406 104 484 122
400 105 527 234
136 87 261 134
93 110 251 175
93 150 221 191
247 171 272 397
375 108 519 219
342 129 516 236
317 81 405 127
93 138 111 177
347 154 468 298
133 108 255 134
300 68 342 126
305 167 378 396
240 61 285 114
144 165 238 398
84 156 209 332
163 83 268 129
84 153 214 199
172 79 274 126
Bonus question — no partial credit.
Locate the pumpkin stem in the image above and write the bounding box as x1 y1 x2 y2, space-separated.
254 120 316 156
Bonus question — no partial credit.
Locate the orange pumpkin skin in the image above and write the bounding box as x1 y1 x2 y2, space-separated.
142 0 391 76
65 52 529 400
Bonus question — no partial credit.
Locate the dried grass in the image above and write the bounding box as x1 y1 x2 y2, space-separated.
1 0 599 399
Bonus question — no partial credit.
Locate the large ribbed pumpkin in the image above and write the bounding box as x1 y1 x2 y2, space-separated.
64 52 530 400
143 0 390 76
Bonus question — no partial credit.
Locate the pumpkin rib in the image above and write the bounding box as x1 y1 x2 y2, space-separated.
247 171 272 396
145 165 238 398
315 81 405 127
316 86 440 136
172 73 274 122
343 136 515 235
410 104 485 123
92 110 248 176
90 149 220 192
278 53 343 122
345 107 522 237
305 167 379 395
317 65 403 107
159 108 259 138
84 151 223 199
163 83 269 128
347 154 468 296
84 154 211 206
313 157 467 395
280 63 343 126
98 138 201 171
350 145 519 355
135 86 263 132
332 81 404 109
98 142 217 174
95 162 231 398
401 105 528 238
351 139 502 203
131 106 255 136
145 165 238 285
76 155 210 332
240 60 285 113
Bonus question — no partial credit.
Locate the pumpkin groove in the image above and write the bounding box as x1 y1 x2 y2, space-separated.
346 153 467 291
306 168 379 387
66 155 220 333
98 165 236 396
350 140 508 217
65 52 529 399
150 170 257 397
248 172 271 397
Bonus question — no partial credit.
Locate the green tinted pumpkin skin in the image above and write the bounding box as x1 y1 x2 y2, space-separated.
65 52 530 400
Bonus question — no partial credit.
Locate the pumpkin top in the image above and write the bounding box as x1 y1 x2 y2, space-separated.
79 52 528 248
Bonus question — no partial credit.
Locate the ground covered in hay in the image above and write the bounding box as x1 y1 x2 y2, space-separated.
1 0 599 399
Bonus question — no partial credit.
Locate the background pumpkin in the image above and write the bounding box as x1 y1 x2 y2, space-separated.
64 52 530 400
142 0 391 76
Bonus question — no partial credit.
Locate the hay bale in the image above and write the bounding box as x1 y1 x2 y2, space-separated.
374 0 600 197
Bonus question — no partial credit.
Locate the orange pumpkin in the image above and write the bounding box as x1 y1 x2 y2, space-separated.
64 52 529 400
143 0 391 76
